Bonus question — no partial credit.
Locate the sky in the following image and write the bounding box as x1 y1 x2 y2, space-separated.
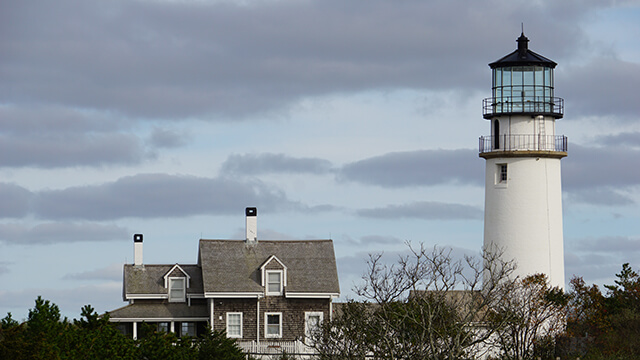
1 0 639 320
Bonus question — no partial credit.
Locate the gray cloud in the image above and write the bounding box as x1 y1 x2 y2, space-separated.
0 183 32 218
339 149 482 187
0 222 128 245
335 141 639 206
64 263 123 281
342 234 406 247
0 105 122 135
566 188 635 206
563 58 640 120
0 133 148 168
1 0 614 119
0 106 149 168
595 132 640 148
0 261 10 276
565 236 640 286
221 153 333 176
357 201 483 220
148 127 189 149
564 251 623 285
563 144 640 190
32 173 292 220
0 174 326 222
578 236 640 255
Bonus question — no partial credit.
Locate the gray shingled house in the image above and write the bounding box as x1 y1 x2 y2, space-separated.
107 208 340 353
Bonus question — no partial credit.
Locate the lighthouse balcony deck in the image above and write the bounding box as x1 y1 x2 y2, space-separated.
482 96 564 119
479 134 568 159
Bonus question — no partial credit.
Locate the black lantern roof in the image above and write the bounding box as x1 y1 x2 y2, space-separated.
489 32 557 69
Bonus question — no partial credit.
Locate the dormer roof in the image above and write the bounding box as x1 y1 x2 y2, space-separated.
260 255 287 271
163 264 191 288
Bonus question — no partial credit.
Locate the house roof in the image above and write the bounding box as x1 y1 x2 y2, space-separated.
198 239 340 296
123 264 203 299
108 302 209 320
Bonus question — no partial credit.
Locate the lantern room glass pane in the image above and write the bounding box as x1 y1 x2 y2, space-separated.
523 68 534 86
534 66 543 86
503 69 511 87
512 68 522 86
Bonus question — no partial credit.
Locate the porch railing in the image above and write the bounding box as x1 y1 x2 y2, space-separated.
479 135 568 154
238 340 316 358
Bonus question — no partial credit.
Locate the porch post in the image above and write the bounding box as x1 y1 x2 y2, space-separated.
209 298 214 331
256 298 260 346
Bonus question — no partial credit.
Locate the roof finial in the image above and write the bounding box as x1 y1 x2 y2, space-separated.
517 28 529 57
521 22 524 35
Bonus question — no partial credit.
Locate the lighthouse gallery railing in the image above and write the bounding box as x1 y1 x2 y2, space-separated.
482 96 564 118
479 135 568 154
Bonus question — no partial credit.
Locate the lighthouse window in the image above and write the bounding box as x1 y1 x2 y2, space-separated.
498 164 508 183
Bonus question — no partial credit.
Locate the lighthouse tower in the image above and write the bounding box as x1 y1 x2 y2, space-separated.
480 33 567 289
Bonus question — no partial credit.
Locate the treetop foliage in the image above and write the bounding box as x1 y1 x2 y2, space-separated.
0 296 246 360
2 255 639 360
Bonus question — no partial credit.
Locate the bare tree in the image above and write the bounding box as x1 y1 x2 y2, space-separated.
488 273 569 360
312 243 519 360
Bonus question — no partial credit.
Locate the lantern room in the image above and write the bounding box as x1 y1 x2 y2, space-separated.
483 32 564 119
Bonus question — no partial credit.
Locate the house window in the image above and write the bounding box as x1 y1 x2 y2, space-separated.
265 313 282 338
227 312 242 338
181 322 196 337
266 270 283 296
169 277 186 302
498 164 508 183
158 322 169 333
305 312 323 343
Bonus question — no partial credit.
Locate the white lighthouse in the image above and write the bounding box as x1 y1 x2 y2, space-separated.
480 32 567 289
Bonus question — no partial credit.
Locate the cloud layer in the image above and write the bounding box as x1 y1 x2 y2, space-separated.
1 0 638 319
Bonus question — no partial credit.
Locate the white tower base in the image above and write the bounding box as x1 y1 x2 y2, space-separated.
483 155 565 289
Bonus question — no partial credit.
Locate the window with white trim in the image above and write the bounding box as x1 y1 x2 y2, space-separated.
169 277 186 302
305 312 323 344
266 270 283 296
226 312 242 338
265 312 282 338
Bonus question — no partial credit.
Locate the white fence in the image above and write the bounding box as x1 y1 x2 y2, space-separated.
238 340 317 359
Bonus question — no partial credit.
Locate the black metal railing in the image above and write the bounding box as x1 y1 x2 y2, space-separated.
479 135 568 154
482 96 564 118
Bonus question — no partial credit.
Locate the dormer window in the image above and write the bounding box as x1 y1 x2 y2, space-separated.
164 264 190 303
260 255 287 296
169 277 186 302
266 270 283 296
